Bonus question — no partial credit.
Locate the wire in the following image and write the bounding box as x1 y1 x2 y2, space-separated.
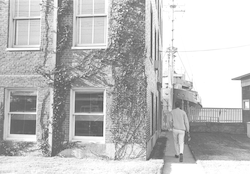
177 52 191 81
178 44 250 53
185 52 193 80
162 48 169 59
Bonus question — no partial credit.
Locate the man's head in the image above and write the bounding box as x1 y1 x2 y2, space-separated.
175 101 181 108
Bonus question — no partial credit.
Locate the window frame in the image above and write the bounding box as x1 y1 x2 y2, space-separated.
150 5 153 60
243 99 250 110
4 88 38 141
69 88 106 143
151 92 154 136
8 0 41 50
72 0 109 49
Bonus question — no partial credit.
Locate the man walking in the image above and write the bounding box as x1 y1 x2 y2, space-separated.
170 101 190 162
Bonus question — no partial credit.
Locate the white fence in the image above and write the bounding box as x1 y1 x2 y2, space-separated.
189 108 242 123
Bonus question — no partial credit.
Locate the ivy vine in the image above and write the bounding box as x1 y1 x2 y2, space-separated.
36 0 147 159
108 0 147 160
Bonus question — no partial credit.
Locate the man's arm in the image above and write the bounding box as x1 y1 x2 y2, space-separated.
184 112 190 132
169 112 173 129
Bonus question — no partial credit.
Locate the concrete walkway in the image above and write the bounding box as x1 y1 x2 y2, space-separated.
162 131 205 174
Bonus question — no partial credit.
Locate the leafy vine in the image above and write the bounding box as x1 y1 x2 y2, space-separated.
36 0 147 159
108 0 147 160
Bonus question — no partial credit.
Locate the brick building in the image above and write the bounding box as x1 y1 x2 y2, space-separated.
0 0 163 160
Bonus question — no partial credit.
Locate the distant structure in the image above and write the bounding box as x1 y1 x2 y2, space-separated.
162 0 201 130
232 73 250 123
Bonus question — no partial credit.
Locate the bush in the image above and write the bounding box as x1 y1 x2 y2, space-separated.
0 141 35 156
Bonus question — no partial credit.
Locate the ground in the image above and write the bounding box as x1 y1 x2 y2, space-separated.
0 138 166 174
0 156 163 174
1 133 250 173
189 132 250 174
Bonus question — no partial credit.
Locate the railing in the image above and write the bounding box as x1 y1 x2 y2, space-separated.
189 108 242 123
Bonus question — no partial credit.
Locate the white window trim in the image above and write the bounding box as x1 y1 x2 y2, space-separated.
4 88 38 141
243 99 250 110
72 0 109 49
6 48 41 51
69 88 106 144
8 0 41 49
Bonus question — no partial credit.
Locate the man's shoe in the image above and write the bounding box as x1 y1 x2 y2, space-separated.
179 153 183 162
174 155 179 158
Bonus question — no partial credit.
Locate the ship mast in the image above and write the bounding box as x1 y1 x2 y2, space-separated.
167 0 184 110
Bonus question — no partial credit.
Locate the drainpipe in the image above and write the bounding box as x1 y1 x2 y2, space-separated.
48 0 58 154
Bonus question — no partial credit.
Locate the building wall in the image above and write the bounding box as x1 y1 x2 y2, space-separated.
0 0 55 142
145 0 162 159
59 0 163 159
0 0 163 159
242 86 250 122
54 0 114 148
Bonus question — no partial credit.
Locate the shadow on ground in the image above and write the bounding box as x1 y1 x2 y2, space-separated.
189 132 250 161
149 136 167 159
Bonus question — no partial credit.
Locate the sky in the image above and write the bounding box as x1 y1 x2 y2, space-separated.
162 0 250 108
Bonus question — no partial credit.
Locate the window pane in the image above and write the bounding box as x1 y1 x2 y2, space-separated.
15 0 29 17
94 0 105 14
30 0 40 16
94 17 106 44
79 0 93 15
10 91 37 112
78 18 93 44
244 101 249 109
15 20 29 45
29 20 40 45
15 0 40 17
75 92 103 113
10 114 36 135
75 115 103 136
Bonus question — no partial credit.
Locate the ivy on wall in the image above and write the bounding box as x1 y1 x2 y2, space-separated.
36 0 147 159
108 0 147 160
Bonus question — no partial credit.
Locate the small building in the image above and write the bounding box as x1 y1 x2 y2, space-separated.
232 73 250 123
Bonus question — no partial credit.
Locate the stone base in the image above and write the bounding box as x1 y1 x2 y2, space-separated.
58 143 115 159
190 122 247 134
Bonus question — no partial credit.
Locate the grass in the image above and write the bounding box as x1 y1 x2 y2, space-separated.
189 132 250 174
0 156 163 174
0 137 166 174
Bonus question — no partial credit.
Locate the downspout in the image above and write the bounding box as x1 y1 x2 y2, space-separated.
48 0 58 153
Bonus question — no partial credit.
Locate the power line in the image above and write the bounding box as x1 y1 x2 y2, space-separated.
184 52 193 80
177 52 191 81
178 44 250 52
162 44 250 53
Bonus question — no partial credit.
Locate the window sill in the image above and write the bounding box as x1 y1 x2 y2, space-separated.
71 46 107 50
6 48 41 51
72 137 105 144
5 135 36 142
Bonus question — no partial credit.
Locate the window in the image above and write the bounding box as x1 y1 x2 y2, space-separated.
8 0 41 49
4 90 37 141
73 0 108 49
243 100 249 110
70 89 105 142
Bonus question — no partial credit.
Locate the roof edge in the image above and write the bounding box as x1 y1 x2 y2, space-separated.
232 73 250 80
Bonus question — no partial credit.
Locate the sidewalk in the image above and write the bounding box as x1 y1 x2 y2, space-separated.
162 131 205 174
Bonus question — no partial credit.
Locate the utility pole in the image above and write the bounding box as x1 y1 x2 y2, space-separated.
167 0 184 111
